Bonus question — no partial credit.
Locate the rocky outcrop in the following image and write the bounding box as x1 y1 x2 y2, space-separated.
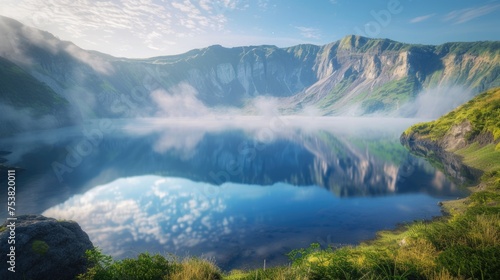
0 215 93 280
441 121 473 151
400 126 482 185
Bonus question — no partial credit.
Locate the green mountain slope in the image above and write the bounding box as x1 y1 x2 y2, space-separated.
0 56 69 113
402 87 500 173
0 56 75 136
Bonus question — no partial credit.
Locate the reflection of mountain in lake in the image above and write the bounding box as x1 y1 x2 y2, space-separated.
0 118 461 217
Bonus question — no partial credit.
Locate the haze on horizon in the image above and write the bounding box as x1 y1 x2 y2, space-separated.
1 0 499 58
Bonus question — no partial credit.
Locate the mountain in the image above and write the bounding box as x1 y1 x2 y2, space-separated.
293 36 500 115
1 15 499 134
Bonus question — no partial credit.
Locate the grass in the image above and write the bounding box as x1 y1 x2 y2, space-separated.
361 77 418 113
170 258 222 280
456 143 500 172
318 77 356 109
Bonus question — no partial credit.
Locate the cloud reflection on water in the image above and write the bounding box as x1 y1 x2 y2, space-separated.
44 176 232 257
43 174 448 270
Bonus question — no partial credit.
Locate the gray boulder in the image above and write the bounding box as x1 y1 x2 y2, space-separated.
0 215 94 280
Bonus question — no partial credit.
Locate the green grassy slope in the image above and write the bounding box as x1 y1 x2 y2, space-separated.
0 56 69 115
0 56 75 136
403 87 500 143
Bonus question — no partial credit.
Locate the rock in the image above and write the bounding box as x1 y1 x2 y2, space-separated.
400 132 482 185
0 215 93 280
441 121 473 151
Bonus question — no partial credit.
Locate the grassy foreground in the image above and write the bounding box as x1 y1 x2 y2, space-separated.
77 89 500 280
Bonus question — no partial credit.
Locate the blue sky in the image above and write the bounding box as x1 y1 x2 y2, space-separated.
1 0 499 58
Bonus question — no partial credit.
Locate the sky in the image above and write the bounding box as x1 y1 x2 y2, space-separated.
1 0 499 58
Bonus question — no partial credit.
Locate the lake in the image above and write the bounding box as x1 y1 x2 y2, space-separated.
0 116 465 270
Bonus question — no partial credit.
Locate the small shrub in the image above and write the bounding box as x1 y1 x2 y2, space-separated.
77 248 114 280
77 248 175 280
112 253 174 280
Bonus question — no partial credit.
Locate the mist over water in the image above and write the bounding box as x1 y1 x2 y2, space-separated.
0 103 59 131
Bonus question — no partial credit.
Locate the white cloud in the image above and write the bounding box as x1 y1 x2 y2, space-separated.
258 0 269 10
444 3 500 24
0 0 248 56
409 13 436 23
294 26 321 40
199 0 213 12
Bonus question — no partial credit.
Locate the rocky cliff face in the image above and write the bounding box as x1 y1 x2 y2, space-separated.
1 15 499 126
400 128 481 185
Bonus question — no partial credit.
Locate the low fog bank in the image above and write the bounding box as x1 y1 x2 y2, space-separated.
118 83 476 150
0 104 60 137
148 83 475 120
121 116 423 156
0 80 476 139
396 85 475 119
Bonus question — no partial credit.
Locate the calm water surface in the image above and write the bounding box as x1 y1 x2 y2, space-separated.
0 117 465 270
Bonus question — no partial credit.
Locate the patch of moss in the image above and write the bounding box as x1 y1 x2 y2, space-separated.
32 240 49 256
